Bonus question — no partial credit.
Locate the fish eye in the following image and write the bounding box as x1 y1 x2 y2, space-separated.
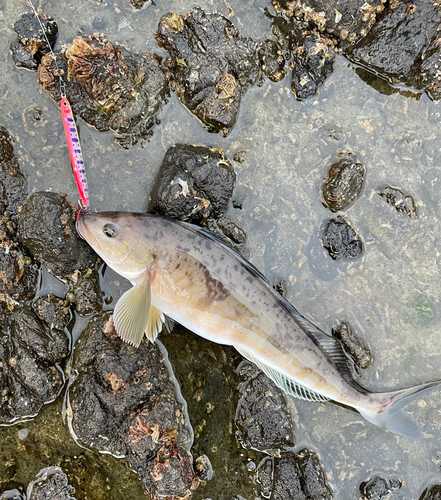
103 223 118 238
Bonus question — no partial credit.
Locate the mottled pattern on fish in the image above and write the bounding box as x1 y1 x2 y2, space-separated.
77 212 441 439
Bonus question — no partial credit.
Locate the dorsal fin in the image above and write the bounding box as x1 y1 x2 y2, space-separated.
236 346 329 403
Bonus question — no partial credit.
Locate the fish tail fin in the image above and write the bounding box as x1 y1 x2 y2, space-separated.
359 380 441 440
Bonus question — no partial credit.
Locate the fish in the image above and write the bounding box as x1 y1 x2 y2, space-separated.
76 211 440 439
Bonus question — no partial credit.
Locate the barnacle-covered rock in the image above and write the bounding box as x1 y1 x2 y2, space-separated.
419 484 441 500
256 449 332 499
34 295 70 330
0 307 69 424
360 475 401 500
17 192 97 278
148 144 236 223
332 321 372 371
68 313 197 499
258 40 286 82
321 152 365 212
290 34 335 100
378 186 417 219
27 467 77 500
271 0 384 46
322 216 363 260
0 126 27 218
348 1 441 101
10 12 58 71
155 8 261 136
235 361 294 454
37 34 168 147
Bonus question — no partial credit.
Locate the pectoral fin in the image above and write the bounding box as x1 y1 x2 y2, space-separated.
113 275 151 347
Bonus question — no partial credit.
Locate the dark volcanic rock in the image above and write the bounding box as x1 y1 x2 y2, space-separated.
321 153 365 212
332 321 372 371
34 295 70 330
0 307 68 424
37 34 168 147
420 484 441 500
378 186 417 218
149 144 236 223
271 0 383 45
69 313 197 499
258 40 287 82
290 34 335 100
155 8 261 136
10 12 58 71
27 467 76 500
322 216 363 260
235 361 295 453
0 127 38 309
66 265 102 316
349 1 441 100
17 192 97 278
129 0 151 8
0 126 27 218
202 216 248 258
256 449 332 500
0 491 24 500
360 475 401 500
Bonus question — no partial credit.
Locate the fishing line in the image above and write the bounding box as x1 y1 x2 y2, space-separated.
25 0 90 211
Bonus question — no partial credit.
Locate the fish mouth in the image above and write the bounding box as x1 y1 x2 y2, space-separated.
76 211 98 246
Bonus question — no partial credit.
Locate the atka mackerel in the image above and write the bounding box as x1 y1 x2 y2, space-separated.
77 211 441 440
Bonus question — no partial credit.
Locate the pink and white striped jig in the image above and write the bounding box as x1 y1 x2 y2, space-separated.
26 0 90 210
60 97 89 209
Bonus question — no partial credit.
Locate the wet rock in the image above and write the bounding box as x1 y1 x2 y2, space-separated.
322 216 363 260
34 295 70 330
0 307 68 424
66 265 102 316
0 491 25 500
155 8 261 136
17 192 97 278
332 321 372 371
256 449 332 499
258 40 286 82
0 126 27 218
235 361 295 454
0 230 38 309
27 467 76 500
129 0 151 8
202 216 248 258
321 153 365 212
37 34 168 147
271 0 383 45
69 313 197 499
420 485 441 500
348 1 441 100
290 34 335 100
148 144 236 223
10 12 58 71
378 186 417 219
360 475 401 500
194 455 214 481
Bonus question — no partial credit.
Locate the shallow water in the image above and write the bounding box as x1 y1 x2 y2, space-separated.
2 0 441 498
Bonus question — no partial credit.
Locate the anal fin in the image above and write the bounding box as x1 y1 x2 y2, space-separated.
235 346 329 403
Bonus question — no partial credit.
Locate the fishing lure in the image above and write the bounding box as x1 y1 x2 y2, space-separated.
26 0 90 209
60 97 89 208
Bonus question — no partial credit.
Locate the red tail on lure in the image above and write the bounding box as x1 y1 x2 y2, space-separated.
60 97 89 209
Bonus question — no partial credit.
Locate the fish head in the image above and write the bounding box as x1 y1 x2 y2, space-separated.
77 211 154 279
